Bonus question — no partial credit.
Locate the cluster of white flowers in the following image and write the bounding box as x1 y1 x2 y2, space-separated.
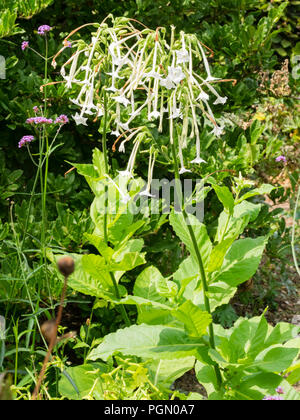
58 17 229 186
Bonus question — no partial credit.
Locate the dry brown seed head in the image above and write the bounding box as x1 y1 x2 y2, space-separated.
57 256 75 276
41 319 57 344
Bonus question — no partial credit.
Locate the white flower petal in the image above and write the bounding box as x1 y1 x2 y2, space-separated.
190 157 207 164
179 167 192 175
73 113 88 126
213 96 227 105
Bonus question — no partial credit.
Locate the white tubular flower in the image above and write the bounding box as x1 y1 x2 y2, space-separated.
64 50 81 88
119 122 130 131
187 83 203 164
178 137 191 175
105 174 131 205
168 65 185 84
150 77 160 119
106 78 118 93
114 94 131 107
169 90 182 119
118 136 142 178
197 91 210 101
73 112 88 126
211 123 225 138
179 167 192 175
176 49 190 65
158 92 165 133
197 40 219 82
111 129 121 137
190 156 207 164
175 32 190 65
149 110 161 120
80 72 98 116
213 96 228 105
131 39 149 90
143 38 161 80
139 148 156 198
192 71 227 105
96 106 104 117
160 61 186 90
118 127 144 153
160 77 176 90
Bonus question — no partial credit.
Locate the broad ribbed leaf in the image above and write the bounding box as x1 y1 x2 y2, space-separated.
212 185 234 214
88 324 207 361
215 200 261 243
147 357 195 388
169 211 212 269
134 266 169 302
213 236 267 286
172 301 212 337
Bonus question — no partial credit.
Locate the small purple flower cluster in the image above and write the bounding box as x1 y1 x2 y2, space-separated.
263 386 285 400
19 114 68 148
37 25 52 35
18 135 35 148
25 114 69 126
54 114 69 124
26 116 53 125
275 155 287 163
21 41 29 51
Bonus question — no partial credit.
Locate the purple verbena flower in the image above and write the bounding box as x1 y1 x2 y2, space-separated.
26 116 53 125
37 25 52 35
275 155 287 163
21 41 29 51
276 386 285 395
18 135 35 148
263 395 284 400
33 106 39 113
54 114 69 124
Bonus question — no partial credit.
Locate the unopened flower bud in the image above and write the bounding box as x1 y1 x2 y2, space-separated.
41 319 57 344
57 256 75 276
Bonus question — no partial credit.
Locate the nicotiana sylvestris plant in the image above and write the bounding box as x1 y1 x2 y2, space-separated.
54 15 234 179
50 16 300 400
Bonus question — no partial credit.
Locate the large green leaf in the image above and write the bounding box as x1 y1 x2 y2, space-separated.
215 200 261 243
172 301 212 337
0 9 23 38
88 324 208 362
169 211 212 269
146 357 195 389
213 315 300 376
173 257 237 312
212 236 267 287
134 266 175 301
252 346 299 373
237 184 275 203
231 372 300 401
212 185 234 214
49 253 126 300
59 363 107 400
133 267 177 326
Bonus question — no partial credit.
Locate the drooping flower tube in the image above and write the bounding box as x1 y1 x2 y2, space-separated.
59 17 233 181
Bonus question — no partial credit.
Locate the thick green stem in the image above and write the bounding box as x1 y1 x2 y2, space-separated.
100 90 130 327
170 131 222 388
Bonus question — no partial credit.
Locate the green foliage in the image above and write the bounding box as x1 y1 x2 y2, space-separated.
0 0 299 402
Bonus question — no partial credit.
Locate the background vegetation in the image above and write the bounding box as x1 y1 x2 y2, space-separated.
0 0 299 400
